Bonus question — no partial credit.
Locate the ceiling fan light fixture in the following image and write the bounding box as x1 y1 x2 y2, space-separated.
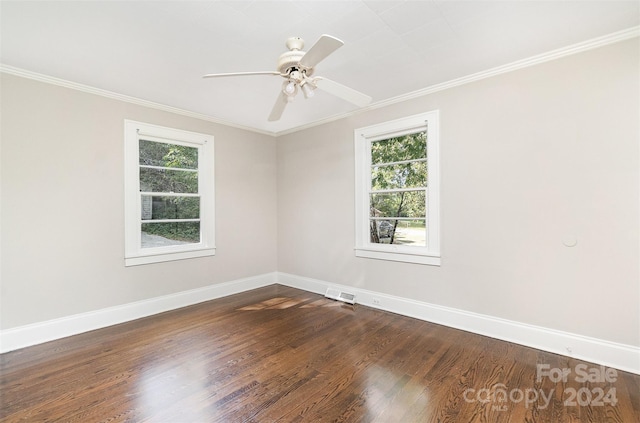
301 82 315 99
284 81 296 94
282 80 298 101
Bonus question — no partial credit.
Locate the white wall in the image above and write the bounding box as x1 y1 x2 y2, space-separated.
1 74 278 329
277 39 639 347
1 38 638 353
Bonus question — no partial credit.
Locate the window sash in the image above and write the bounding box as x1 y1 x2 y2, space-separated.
369 187 427 194
368 162 427 226
371 157 426 168
369 217 426 221
141 218 200 224
139 164 199 173
140 192 201 197
354 111 440 265
124 120 215 266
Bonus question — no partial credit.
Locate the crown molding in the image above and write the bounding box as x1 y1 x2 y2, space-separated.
276 25 639 136
2 26 637 138
0 64 277 137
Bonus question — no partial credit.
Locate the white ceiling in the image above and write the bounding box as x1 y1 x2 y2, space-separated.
2 1 638 135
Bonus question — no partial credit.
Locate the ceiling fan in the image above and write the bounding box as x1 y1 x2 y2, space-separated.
203 35 372 121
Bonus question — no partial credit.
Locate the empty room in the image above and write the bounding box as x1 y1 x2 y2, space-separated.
1 1 639 422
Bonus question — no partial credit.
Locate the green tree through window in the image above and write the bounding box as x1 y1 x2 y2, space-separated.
370 131 427 245
139 140 200 244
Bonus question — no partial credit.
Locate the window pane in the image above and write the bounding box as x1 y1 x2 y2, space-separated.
370 219 426 246
371 131 426 165
141 221 200 248
139 140 198 169
370 191 425 218
141 196 199 220
140 167 198 193
372 161 426 190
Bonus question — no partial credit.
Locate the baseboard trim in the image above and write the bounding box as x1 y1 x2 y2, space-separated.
3 271 638 375
0 272 277 353
277 272 640 375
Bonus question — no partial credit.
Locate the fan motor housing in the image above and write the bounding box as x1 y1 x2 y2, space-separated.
277 37 314 76
277 51 314 76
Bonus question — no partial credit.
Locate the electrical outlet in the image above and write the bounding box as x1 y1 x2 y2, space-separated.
372 298 381 306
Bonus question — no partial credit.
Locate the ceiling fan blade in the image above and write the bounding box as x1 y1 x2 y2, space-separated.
299 34 344 69
314 78 372 108
268 93 288 121
203 71 281 78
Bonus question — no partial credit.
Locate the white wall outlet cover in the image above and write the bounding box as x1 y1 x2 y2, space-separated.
562 236 578 247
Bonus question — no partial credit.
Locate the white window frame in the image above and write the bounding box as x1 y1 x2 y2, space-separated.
124 120 215 266
354 111 440 266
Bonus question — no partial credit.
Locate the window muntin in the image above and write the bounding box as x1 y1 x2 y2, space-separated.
355 111 440 265
125 121 215 266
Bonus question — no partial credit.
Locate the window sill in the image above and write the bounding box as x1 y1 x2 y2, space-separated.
125 247 216 267
355 248 441 266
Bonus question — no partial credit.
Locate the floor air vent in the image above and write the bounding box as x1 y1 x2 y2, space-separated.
325 287 356 304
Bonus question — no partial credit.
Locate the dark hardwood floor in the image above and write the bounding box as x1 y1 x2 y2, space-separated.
1 285 638 422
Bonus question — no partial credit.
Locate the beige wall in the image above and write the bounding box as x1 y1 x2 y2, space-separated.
2 38 638 348
277 39 639 346
1 74 278 328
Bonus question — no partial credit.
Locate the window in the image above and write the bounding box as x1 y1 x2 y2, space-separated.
124 120 215 266
354 111 440 265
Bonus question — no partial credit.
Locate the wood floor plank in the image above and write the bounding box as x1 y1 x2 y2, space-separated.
1 285 638 422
